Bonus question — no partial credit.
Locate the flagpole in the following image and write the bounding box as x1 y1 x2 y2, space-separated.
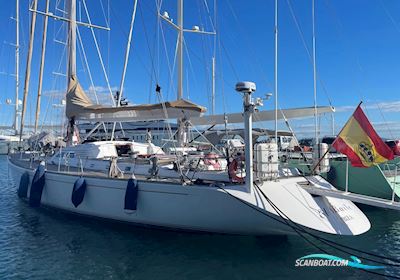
311 101 363 173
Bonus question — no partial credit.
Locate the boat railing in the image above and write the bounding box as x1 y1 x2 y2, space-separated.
64 152 71 173
108 157 124 178
381 161 400 177
380 161 400 202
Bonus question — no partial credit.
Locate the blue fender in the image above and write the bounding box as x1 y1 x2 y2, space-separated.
18 172 30 198
29 165 46 207
124 178 138 211
71 178 87 208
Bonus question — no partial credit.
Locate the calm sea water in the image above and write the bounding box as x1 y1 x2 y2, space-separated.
1 155 400 279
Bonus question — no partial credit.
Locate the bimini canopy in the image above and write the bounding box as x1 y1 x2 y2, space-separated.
190 106 335 126
66 76 206 122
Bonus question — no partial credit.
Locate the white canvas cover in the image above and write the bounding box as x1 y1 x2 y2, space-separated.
66 76 206 122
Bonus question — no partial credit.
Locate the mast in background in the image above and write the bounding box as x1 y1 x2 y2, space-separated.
177 0 183 101
274 0 278 144
66 0 77 145
159 0 216 146
34 0 50 134
20 0 38 141
67 0 77 81
312 0 318 144
176 0 185 146
211 0 216 116
14 0 20 136
211 56 215 115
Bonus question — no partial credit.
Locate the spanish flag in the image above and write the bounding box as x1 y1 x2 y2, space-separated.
332 103 394 167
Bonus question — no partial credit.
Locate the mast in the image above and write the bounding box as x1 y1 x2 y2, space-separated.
312 0 318 144
34 0 50 134
211 0 217 115
14 0 19 136
177 0 183 100
176 0 185 146
20 0 38 142
68 0 77 81
211 0 216 115
274 0 278 145
158 0 215 146
66 0 77 145
236 82 256 193
211 57 215 115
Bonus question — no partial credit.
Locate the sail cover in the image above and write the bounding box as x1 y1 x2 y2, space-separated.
66 76 206 122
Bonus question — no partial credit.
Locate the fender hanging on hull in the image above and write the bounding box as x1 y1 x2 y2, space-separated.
124 178 138 211
18 172 30 198
71 178 87 208
29 165 46 207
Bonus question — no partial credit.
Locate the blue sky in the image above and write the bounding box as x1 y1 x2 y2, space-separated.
1 0 400 139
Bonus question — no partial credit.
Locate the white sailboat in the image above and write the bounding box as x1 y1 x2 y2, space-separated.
8 0 370 236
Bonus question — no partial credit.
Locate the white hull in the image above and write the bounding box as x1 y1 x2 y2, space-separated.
8 158 370 236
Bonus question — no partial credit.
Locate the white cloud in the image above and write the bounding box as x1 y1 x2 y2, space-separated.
365 101 400 112
335 101 400 113
334 105 355 112
88 85 119 93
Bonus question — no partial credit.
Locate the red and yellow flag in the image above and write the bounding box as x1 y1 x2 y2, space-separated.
332 104 394 167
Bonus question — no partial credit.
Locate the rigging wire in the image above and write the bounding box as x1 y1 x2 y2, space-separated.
321 0 378 123
76 27 99 104
182 36 201 101
213 180 400 276
38 38 68 143
139 2 159 84
252 183 400 279
224 0 273 91
285 0 333 107
336 0 397 138
82 0 115 106
157 12 178 100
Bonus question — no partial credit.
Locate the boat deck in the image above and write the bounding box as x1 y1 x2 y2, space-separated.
8 154 189 185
